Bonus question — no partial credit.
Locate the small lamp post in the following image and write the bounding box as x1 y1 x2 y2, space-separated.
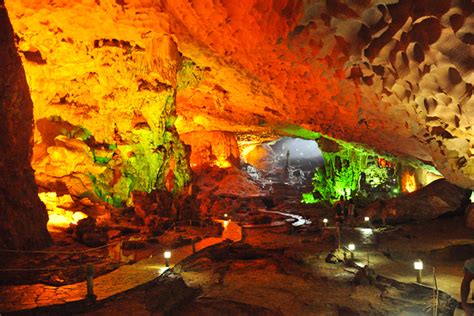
323 218 328 227
224 213 228 219
348 243 355 261
414 259 423 283
164 251 171 268
364 216 370 223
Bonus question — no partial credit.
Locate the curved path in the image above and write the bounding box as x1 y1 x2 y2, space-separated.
258 209 312 226
0 220 241 313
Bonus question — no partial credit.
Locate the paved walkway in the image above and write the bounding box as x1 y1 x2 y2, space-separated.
0 220 241 313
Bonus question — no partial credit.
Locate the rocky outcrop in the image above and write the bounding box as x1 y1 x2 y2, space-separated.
364 179 470 223
73 217 108 247
0 2 51 249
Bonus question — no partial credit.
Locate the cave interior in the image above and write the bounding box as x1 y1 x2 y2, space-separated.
0 0 473 315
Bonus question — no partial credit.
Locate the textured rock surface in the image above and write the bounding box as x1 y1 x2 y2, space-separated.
4 0 474 189
5 1 191 206
0 2 51 249
465 203 474 228
364 179 470 223
180 130 240 169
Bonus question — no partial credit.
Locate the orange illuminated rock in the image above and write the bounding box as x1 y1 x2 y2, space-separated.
401 171 417 194
180 131 240 169
4 0 474 189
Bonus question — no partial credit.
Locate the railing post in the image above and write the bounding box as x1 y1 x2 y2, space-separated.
86 263 96 301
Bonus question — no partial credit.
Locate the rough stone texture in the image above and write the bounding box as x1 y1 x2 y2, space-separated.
364 179 470 223
173 297 283 316
180 130 240 169
0 2 51 249
144 271 201 314
465 203 474 229
4 0 474 189
4 1 191 206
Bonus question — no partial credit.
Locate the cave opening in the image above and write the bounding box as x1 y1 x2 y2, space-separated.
241 136 323 191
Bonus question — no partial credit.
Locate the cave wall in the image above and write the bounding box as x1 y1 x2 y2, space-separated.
5 1 191 206
5 0 474 189
0 2 51 249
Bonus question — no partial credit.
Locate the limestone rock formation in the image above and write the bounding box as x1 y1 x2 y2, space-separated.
180 131 240 169
4 1 192 206
364 179 470 223
0 3 51 249
5 0 473 189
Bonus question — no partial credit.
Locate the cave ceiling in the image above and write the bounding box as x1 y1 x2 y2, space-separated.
4 0 474 188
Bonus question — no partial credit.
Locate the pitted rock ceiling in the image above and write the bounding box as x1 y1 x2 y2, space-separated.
5 0 474 188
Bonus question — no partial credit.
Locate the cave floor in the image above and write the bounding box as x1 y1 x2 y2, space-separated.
0 214 471 315
0 220 240 314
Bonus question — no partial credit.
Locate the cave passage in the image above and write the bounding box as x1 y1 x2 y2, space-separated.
242 137 323 191
0 0 473 314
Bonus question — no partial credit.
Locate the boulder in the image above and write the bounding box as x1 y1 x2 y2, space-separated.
363 179 470 224
353 265 378 285
73 217 108 247
325 248 347 264
145 271 201 313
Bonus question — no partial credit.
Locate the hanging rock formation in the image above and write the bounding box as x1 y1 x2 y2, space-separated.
5 0 472 189
0 2 51 249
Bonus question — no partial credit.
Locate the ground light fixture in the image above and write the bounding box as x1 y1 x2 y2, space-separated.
224 213 228 218
414 259 423 283
364 216 370 223
348 243 355 261
164 251 171 267
323 218 328 227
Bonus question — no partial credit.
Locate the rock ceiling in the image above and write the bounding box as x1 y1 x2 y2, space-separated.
4 0 474 188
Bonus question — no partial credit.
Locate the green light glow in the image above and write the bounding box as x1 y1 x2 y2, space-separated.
88 89 191 206
276 124 321 140
301 192 318 204
308 136 404 204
